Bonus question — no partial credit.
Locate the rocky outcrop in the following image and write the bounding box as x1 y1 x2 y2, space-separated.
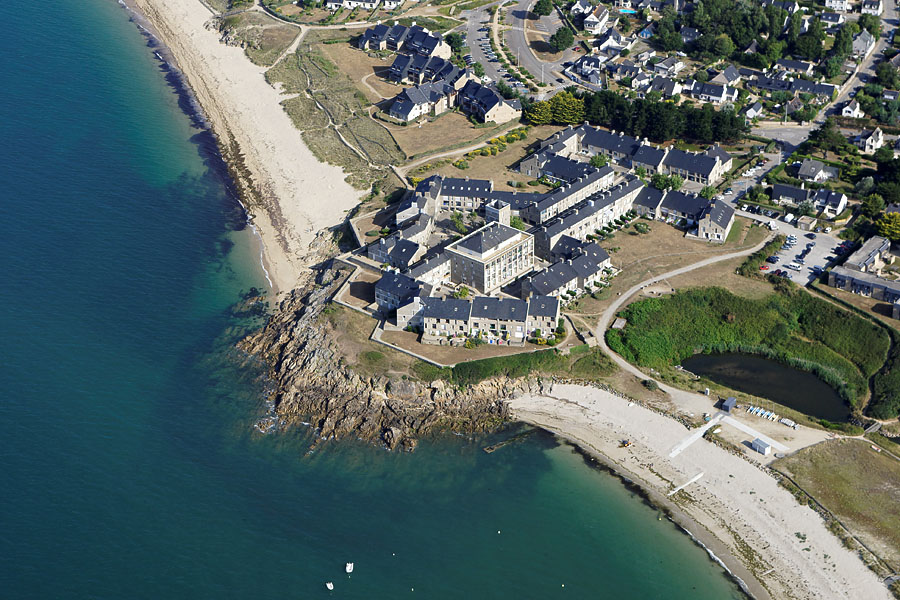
240 267 539 451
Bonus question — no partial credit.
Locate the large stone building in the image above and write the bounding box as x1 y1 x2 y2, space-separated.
446 222 534 294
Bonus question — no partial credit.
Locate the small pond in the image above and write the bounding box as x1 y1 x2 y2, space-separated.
680 353 850 422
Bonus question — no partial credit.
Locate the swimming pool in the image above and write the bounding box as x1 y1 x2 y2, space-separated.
620 8 637 13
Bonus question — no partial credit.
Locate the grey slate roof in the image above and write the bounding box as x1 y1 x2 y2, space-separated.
470 297 528 321
455 222 521 254
701 200 734 228
772 183 808 203
632 144 667 168
798 159 826 179
550 235 584 260
661 191 708 219
441 177 493 196
424 297 472 320
527 295 560 318
663 149 718 178
375 271 421 299
540 155 595 181
633 185 665 211
527 262 578 295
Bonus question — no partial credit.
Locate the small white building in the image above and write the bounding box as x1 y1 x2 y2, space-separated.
861 0 883 15
842 99 864 119
751 438 771 456
825 0 851 10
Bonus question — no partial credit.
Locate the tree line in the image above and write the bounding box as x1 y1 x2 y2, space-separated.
523 89 748 144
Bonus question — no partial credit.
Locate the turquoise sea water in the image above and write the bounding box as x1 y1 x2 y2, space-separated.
0 2 744 598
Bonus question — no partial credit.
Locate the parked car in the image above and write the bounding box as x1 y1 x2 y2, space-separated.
766 256 779 263
760 265 770 271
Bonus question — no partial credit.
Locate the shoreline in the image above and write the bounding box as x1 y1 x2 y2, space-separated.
509 384 893 600
123 0 363 295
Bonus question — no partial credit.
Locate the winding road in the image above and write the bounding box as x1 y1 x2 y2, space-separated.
592 233 775 393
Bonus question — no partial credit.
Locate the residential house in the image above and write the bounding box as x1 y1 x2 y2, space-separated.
583 6 610 35
446 222 534 294
406 253 451 287
798 158 839 182
825 0 851 10
570 0 594 16
710 64 741 86
574 54 607 84
659 191 710 224
638 23 656 40
821 12 845 26
775 58 814 76
884 90 900 102
326 0 381 11
523 261 579 298
853 29 876 58
855 127 884 154
357 23 391 50
861 0 883 15
526 296 561 338
654 56 685 76
469 297 529 345
771 183 810 205
685 81 739 104
845 236 891 272
829 266 900 302
812 189 848 216
596 28 635 54
842 99 864 118
374 271 427 312
606 60 642 81
382 0 401 8
680 26 700 44
388 81 453 122
745 101 764 120
645 76 682 99
422 298 472 343
697 200 736 241
458 80 522 123
368 234 425 270
632 185 665 217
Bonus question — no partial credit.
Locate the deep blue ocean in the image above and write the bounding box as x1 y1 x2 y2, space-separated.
0 1 744 598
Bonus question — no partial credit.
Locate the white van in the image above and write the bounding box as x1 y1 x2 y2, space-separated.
787 263 802 271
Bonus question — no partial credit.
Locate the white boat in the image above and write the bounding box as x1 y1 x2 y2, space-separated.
345 562 354 574
325 582 334 591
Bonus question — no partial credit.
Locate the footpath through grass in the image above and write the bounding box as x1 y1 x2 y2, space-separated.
605 286 890 407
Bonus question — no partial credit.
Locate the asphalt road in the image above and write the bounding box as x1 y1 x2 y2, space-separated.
503 0 571 97
827 0 899 117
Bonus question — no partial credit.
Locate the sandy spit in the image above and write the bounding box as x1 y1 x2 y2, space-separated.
128 0 362 294
508 384 892 600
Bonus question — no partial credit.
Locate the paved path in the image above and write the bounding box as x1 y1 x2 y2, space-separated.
669 413 725 457
593 234 775 378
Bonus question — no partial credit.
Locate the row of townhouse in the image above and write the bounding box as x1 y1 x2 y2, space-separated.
388 54 459 85
770 183 848 217
523 242 612 299
387 73 521 123
368 211 434 269
326 0 401 11
357 23 449 58
531 177 645 259
421 295 560 345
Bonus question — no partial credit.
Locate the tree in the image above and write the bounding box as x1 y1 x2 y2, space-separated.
523 100 552 125
445 32 465 55
858 14 882 38
877 212 900 241
453 286 470 299
473 62 485 78
797 200 815 217
589 154 608 168
548 26 574 53
713 34 735 58
650 173 671 190
855 176 875 196
700 186 717 199
669 175 684 191
533 0 552 17
876 62 900 89
549 91 584 124
861 194 886 218
874 146 895 165
510 216 526 230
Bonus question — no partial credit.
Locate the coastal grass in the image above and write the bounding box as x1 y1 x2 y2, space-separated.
605 286 890 406
774 439 900 570
281 95 329 131
216 12 300 67
411 345 617 387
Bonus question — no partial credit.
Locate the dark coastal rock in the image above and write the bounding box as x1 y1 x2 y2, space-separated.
239 267 531 450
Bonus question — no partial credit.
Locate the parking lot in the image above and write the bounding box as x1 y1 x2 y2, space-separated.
732 207 845 285
462 10 529 93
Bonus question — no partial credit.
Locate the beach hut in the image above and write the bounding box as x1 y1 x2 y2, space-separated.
722 397 737 413
751 438 771 456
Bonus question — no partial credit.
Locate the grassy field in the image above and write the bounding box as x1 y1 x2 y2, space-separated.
606 286 890 406
564 218 768 328
216 12 300 67
774 438 900 569
412 344 617 386
264 30 405 193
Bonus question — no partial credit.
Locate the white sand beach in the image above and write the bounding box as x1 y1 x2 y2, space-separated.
509 384 892 600
132 0 362 293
